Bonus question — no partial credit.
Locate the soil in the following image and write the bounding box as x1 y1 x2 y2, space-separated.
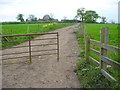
2 24 81 88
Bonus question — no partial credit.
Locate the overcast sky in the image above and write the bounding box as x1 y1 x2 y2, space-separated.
0 0 119 23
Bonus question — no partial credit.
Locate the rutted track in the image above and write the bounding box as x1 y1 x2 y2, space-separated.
2 24 81 88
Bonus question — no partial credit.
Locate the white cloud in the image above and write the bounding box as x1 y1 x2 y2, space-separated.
0 0 119 22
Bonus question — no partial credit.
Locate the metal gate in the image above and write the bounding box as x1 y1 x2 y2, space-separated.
1 32 59 64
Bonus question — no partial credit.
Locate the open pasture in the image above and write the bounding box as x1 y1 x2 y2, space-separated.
1 22 72 48
2 22 72 34
85 23 118 46
85 24 119 62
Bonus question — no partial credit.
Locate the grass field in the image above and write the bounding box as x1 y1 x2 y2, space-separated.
75 23 120 88
1 22 73 48
85 23 118 46
2 22 72 34
85 24 119 62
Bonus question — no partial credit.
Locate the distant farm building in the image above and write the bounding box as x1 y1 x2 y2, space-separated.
38 14 58 22
43 15 51 21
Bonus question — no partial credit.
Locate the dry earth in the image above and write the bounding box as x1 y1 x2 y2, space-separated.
2 24 81 88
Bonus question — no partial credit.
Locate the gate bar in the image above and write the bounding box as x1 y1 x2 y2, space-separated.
57 32 59 62
29 35 32 64
1 32 58 37
2 32 59 63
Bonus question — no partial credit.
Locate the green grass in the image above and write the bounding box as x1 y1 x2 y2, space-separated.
85 23 118 46
2 22 72 34
76 58 120 88
85 23 119 63
2 22 73 48
75 23 120 88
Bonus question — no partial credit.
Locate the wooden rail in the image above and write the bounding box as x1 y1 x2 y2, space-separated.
90 48 100 55
85 27 120 82
89 56 100 66
101 56 120 69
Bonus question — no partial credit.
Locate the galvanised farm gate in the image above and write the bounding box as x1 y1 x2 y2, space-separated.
1 32 59 64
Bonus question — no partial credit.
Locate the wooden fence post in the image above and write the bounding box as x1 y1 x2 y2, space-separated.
83 23 86 41
79 23 84 37
85 35 90 62
100 27 108 70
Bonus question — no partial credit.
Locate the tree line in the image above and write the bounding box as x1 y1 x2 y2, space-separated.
75 8 107 23
17 8 108 23
16 14 40 22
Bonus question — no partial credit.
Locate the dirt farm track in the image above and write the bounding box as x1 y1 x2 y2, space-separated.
2 24 81 88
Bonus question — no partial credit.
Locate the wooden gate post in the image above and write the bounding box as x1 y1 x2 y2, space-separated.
100 27 108 70
85 35 90 62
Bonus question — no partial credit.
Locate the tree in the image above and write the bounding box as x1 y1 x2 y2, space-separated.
63 16 67 20
49 13 54 19
101 16 107 24
110 19 115 24
76 8 85 22
34 17 37 21
27 14 37 21
16 14 24 22
74 16 78 20
84 10 99 23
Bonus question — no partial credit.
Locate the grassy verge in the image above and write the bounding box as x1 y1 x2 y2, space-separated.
74 23 120 88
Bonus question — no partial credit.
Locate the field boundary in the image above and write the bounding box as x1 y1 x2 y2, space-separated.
81 24 120 82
